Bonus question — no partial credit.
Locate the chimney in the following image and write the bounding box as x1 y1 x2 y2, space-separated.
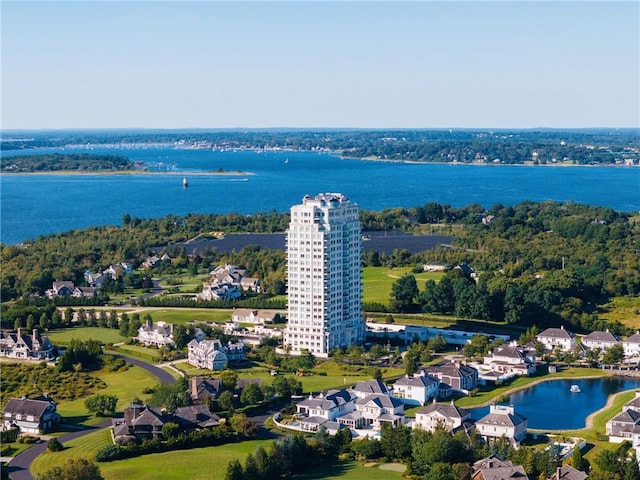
17 328 22 339
190 377 199 399
32 329 38 343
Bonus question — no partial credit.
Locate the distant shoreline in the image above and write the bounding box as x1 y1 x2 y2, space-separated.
0 170 253 176
356 156 639 167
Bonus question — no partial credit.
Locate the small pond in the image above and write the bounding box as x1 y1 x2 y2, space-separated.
469 377 640 430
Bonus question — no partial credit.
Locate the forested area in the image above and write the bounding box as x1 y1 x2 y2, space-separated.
1 200 638 336
0 153 134 172
2 129 638 165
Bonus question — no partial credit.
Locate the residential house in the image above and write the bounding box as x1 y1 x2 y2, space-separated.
199 283 241 301
136 320 175 347
355 394 405 429
84 270 105 287
582 329 620 351
73 286 97 298
413 400 472 432
189 376 223 402
0 329 56 360
45 281 75 298
231 309 280 324
537 326 576 352
472 455 529 480
112 402 219 443
350 379 392 399
209 264 260 293
480 344 536 379
606 390 640 442
623 332 640 358
422 361 479 394
392 371 439 405
187 339 229 370
3 396 61 433
550 466 588 480
475 404 528 447
295 389 358 431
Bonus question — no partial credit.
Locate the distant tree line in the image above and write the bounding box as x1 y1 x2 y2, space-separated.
0 153 134 172
2 129 638 165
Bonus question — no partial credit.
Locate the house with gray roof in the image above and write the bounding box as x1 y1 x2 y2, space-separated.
112 402 220 443
136 319 174 347
350 379 392 399
189 376 223 402
475 404 528 446
355 393 405 428
582 329 620 351
472 455 529 479
623 332 640 358
480 344 536 379
45 280 75 298
295 389 358 431
537 326 576 352
422 361 479 394
0 329 56 360
414 400 472 432
550 465 588 480
3 396 61 434
393 371 439 405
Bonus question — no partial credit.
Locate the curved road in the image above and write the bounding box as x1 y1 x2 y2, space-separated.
8 355 176 480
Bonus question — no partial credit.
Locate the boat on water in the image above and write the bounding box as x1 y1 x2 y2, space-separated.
182 177 188 188
570 385 581 393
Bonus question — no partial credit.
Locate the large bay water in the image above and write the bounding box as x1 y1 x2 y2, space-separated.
1 147 639 245
470 377 640 430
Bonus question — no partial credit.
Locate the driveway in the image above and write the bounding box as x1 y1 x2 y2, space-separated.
7 355 175 480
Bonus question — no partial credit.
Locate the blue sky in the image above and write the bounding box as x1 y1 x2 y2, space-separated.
2 1 638 129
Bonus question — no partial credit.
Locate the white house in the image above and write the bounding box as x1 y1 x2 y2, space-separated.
136 320 175 347
582 330 620 351
45 281 75 298
199 283 241 301
231 309 280 324
295 389 358 431
623 332 640 358
537 326 576 352
355 393 405 428
413 400 472 432
475 404 528 447
187 339 229 370
392 371 439 405
422 361 479 394
0 329 56 360
481 344 536 378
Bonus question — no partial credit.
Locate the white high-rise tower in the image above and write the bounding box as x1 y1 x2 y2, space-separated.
285 193 364 357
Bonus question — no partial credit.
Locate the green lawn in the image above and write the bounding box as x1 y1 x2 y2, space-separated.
109 344 160 363
362 266 444 305
31 428 112 477
56 365 157 426
599 296 640 330
291 460 404 480
127 307 235 325
33 430 401 480
46 327 125 345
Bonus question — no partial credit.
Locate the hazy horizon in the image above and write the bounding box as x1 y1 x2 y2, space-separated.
2 1 638 130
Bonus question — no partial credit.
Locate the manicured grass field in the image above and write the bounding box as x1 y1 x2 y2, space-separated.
31 428 112 477
362 266 444 305
46 327 125 345
55 365 157 425
110 344 160 362
599 296 640 330
128 307 235 325
291 460 404 480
